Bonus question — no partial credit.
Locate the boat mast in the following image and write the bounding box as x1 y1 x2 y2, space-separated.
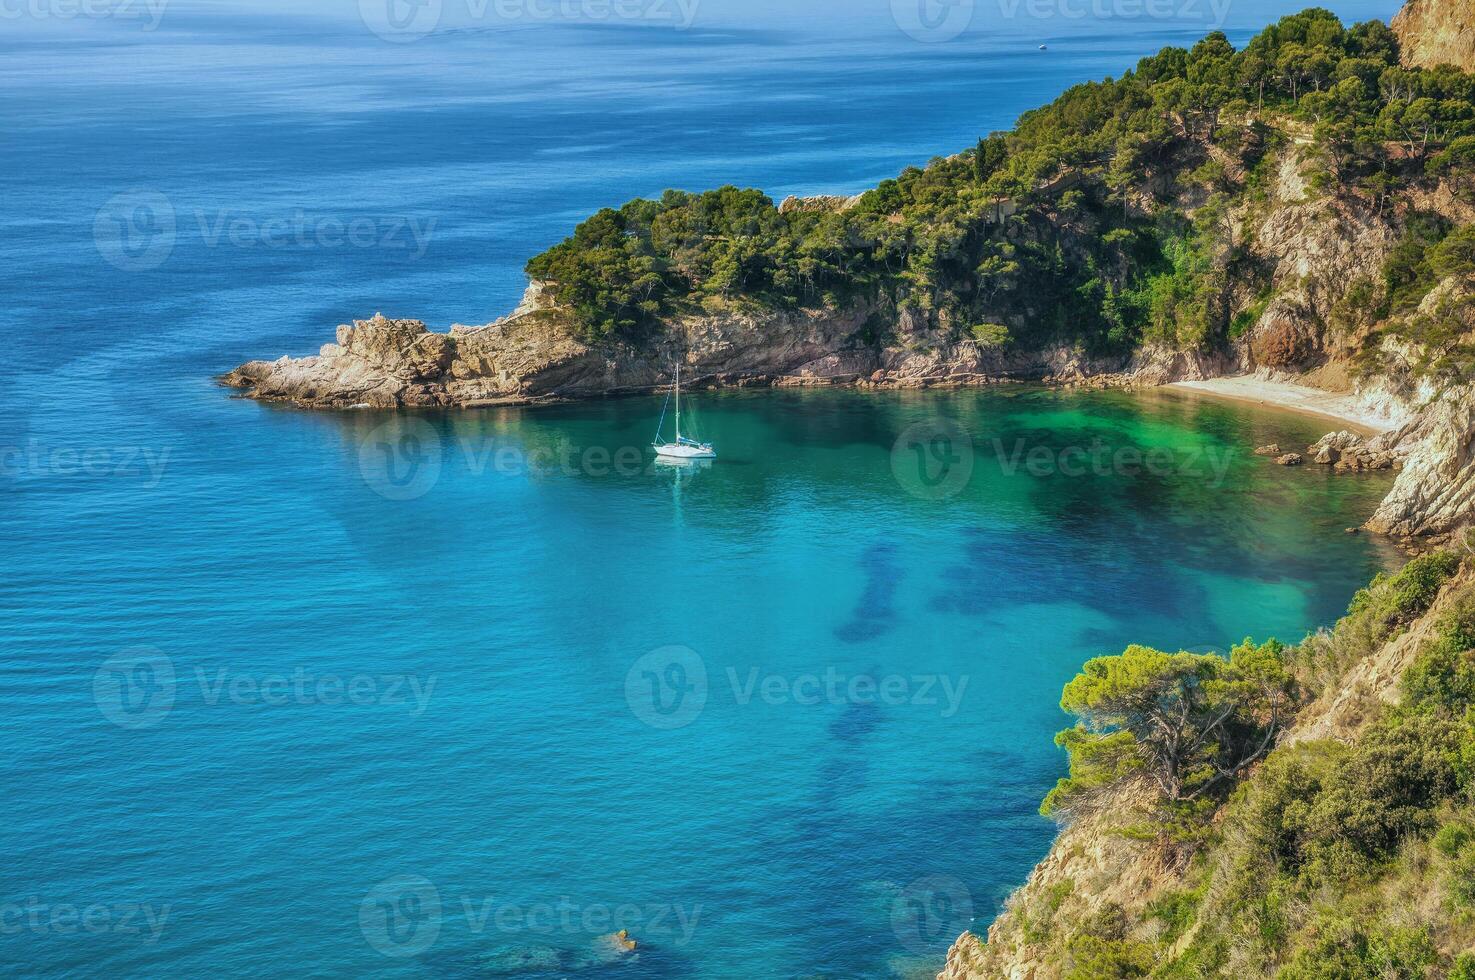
674 360 681 443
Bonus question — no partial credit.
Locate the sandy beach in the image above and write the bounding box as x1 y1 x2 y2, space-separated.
1167 377 1401 436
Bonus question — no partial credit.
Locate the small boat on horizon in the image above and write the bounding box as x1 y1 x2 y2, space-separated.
653 361 716 461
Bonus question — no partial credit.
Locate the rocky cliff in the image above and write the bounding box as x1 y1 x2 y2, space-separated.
222 284 1227 410
222 122 1475 544
946 558 1475 979
1393 0 1475 71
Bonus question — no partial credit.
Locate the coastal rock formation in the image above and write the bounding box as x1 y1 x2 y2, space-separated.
224 309 588 408
222 287 1201 408
1369 387 1475 538
777 193 862 214
1303 430 1400 471
223 0 1475 552
223 187 1473 544
937 932 988 980
944 565 1475 979
951 785 1169 979
1393 0 1475 71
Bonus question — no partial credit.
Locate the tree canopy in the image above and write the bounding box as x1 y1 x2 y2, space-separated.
1041 640 1291 817
527 8 1475 363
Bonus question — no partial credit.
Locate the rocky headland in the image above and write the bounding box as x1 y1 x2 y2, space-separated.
223 140 1475 545
936 5 1475 977
220 4 1475 972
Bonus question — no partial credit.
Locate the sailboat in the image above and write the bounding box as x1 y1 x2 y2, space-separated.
653 361 716 460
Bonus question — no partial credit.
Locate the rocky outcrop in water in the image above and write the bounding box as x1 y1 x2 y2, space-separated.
1369 387 1475 538
223 285 1238 409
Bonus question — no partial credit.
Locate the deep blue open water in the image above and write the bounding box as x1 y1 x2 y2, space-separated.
3 2 1402 976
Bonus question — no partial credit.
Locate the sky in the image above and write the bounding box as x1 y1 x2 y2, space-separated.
3 0 1408 41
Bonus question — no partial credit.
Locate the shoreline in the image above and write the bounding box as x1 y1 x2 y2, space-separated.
1164 376 1399 437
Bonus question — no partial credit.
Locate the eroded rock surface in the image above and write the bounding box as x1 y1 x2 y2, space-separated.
1394 0 1475 71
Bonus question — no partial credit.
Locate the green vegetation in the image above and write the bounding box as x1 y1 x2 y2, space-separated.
1042 640 1291 817
1019 553 1475 976
529 8 1475 363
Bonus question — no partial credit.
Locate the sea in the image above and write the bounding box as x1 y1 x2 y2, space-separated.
1 0 1403 975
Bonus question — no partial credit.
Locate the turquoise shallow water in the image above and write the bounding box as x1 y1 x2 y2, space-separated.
3 382 1398 978
3 3 1404 977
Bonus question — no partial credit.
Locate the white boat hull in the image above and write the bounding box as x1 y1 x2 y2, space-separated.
654 443 716 460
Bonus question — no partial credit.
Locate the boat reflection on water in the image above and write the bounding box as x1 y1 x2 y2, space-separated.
652 455 714 472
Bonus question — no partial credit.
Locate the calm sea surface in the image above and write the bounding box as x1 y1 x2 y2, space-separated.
3 2 1401 976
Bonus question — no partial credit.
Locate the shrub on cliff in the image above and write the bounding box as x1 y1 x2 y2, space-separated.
1041 639 1292 817
1347 549 1461 634
1286 550 1462 699
1407 581 1475 679
1252 319 1310 367
1276 917 1438 979
1007 558 1475 975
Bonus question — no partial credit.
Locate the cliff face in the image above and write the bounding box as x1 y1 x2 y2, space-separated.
948 562 1475 979
1369 389 1475 538
222 294 1244 409
1393 0 1475 71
